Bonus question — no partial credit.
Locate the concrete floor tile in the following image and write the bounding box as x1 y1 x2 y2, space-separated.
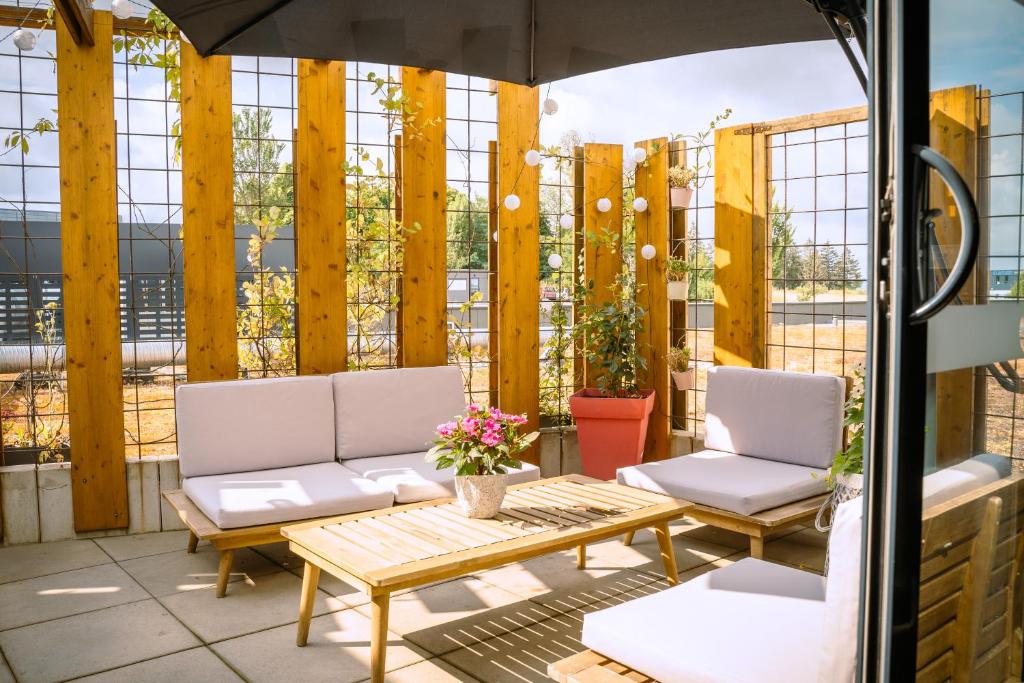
0 540 110 585
0 600 199 683
524 569 662 615
119 545 280 597
71 647 243 683
256 542 371 609
374 657 483 682
160 569 343 643
401 598 559 658
474 550 649 600
0 653 14 683
0 563 149 630
212 610 425 683
94 530 191 561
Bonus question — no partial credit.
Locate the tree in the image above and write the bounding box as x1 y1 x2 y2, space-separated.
770 201 803 288
841 247 864 288
446 187 489 270
233 108 294 226
816 244 844 290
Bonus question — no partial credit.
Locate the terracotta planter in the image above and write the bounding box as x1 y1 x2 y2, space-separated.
667 278 688 301
455 473 508 518
671 369 695 391
569 389 656 480
670 186 693 209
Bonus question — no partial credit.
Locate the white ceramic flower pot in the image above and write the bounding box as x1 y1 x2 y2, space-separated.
455 473 508 518
671 369 695 391
670 186 693 209
667 278 688 301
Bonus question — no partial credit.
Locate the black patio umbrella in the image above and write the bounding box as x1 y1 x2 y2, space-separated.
152 0 868 90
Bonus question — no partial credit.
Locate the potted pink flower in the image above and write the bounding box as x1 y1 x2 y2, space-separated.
428 405 539 518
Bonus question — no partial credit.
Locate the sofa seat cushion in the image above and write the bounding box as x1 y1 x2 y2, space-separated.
332 366 467 460
176 375 336 478
617 450 828 516
182 462 394 529
582 557 826 683
342 452 541 504
704 366 846 469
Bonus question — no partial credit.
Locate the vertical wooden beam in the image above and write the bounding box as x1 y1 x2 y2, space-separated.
929 85 979 467
181 44 237 382
399 67 448 367
572 146 586 392
713 126 766 368
54 0 94 46
56 10 126 531
296 59 347 375
497 83 540 464
635 138 671 461
488 140 500 407
582 143 624 387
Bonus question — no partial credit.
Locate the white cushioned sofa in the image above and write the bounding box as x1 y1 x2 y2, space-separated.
576 454 1011 683
617 366 847 557
170 365 539 596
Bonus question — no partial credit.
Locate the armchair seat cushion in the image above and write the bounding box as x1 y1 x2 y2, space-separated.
617 450 828 516
582 557 825 683
342 452 541 504
182 462 394 529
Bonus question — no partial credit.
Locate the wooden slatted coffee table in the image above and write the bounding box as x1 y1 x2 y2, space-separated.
281 474 692 683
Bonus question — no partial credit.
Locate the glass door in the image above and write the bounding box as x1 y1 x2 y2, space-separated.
864 0 1024 679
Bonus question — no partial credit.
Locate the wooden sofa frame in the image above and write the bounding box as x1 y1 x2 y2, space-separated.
552 475 1024 683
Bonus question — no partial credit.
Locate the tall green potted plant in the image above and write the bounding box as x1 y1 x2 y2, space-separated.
569 269 654 480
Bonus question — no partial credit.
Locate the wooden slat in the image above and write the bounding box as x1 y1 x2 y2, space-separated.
399 67 448 367
582 143 624 387
496 82 540 463
296 59 347 375
57 10 127 531
181 44 237 381
634 138 671 462
713 125 766 368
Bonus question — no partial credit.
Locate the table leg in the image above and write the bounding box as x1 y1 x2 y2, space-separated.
216 549 234 598
576 544 586 570
654 522 679 586
295 562 321 646
622 530 636 546
750 535 765 560
370 590 391 683
186 531 199 554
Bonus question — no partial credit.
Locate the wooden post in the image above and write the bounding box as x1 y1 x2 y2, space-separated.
295 59 347 375
582 143 624 387
399 67 448 368
713 125 766 368
181 43 237 381
929 85 979 467
496 83 540 464
572 146 586 392
488 140 500 408
56 10 126 531
53 0 93 46
635 138 671 461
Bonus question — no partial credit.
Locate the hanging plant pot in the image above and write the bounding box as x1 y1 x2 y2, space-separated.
667 277 688 301
671 369 695 391
670 186 693 209
569 389 656 480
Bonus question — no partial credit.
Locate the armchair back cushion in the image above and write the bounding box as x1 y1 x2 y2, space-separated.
704 366 846 469
332 366 467 460
176 375 336 478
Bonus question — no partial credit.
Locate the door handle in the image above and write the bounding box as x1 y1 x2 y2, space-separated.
908 144 980 324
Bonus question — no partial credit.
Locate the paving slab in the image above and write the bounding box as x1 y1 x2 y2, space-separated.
119 545 280 597
0 563 149 631
212 610 426 683
71 647 243 683
474 549 655 601
94 530 191 561
0 540 110 585
371 657 483 682
0 600 199 683
0 653 14 683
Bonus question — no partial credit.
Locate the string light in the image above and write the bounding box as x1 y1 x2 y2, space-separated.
597 197 611 213
633 147 647 164
492 231 498 242
559 214 574 230
503 194 521 211
641 244 656 260
633 197 648 213
524 149 540 167
548 253 563 269
13 29 36 51
111 0 133 20
542 98 559 115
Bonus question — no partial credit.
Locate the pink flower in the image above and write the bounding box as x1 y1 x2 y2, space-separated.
481 430 503 447
467 403 481 414
462 417 479 435
484 419 500 432
490 408 504 420
511 414 528 424
437 421 457 437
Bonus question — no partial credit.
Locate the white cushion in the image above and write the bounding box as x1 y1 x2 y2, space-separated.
176 375 336 478
704 367 845 469
332 366 467 460
342 451 541 503
818 453 1011 683
617 450 828 515
182 462 394 529
583 557 825 683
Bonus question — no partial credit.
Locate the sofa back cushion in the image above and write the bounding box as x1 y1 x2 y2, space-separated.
176 375 336 478
332 366 466 460
704 366 845 469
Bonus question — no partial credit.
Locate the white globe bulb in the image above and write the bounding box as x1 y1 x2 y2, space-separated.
504 193 521 211
111 0 133 20
633 147 648 164
179 30 192 45
492 231 498 242
640 244 656 260
524 149 541 167
13 29 36 52
622 152 637 170
596 197 612 213
633 197 649 213
548 253 563 270
542 98 559 115
559 213 574 230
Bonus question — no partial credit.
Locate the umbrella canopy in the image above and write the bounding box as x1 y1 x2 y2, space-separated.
153 0 834 85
